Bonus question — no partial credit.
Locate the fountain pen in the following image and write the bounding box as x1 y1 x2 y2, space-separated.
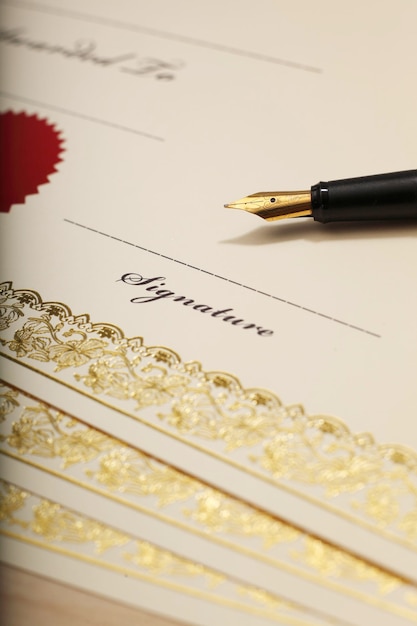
225 170 417 223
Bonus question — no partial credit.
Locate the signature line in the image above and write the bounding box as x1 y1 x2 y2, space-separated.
64 219 381 338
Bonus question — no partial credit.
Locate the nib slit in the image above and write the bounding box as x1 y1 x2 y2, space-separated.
224 190 312 221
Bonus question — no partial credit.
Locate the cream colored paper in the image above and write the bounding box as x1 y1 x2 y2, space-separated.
2 384 416 625
1 0 417 586
1 480 337 626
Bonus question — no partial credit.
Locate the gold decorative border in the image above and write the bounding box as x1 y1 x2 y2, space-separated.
1 382 416 620
1 281 416 552
0 479 332 626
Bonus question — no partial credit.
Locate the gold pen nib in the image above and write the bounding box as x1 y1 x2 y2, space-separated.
225 190 312 221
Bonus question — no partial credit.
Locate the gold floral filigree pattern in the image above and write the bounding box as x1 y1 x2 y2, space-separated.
0 479 128 552
31 500 129 553
0 482 220 582
2 385 417 616
0 383 19 422
87 448 201 505
1 282 417 547
0 294 24 331
292 537 400 595
183 489 299 547
1 481 319 625
124 541 225 587
1 403 115 467
0 398 201 506
0 480 29 526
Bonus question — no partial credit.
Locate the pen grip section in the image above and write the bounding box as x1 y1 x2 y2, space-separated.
311 170 417 223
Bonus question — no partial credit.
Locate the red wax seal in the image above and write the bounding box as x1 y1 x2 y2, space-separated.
0 110 65 213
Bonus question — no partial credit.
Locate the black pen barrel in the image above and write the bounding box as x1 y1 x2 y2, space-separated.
311 170 417 223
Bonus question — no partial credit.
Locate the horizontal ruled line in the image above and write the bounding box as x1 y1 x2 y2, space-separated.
0 91 165 141
5 0 322 74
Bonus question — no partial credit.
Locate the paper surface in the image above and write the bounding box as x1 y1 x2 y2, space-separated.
1 0 417 616
2 384 415 626
2 478 337 626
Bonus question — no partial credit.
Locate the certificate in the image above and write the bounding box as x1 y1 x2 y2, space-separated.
1 0 417 622
2 383 416 625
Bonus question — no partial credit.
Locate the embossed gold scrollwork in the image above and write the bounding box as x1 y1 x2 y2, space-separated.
0 479 128 551
31 500 129 552
183 489 299 547
124 540 225 587
291 537 400 595
87 447 201 505
1 281 417 547
1 402 114 467
0 382 19 422
1 480 310 622
0 480 29 526
1 385 416 613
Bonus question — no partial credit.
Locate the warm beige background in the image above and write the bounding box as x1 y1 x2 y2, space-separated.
1 564 187 626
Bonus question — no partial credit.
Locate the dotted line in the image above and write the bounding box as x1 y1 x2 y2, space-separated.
64 219 381 338
5 0 322 74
